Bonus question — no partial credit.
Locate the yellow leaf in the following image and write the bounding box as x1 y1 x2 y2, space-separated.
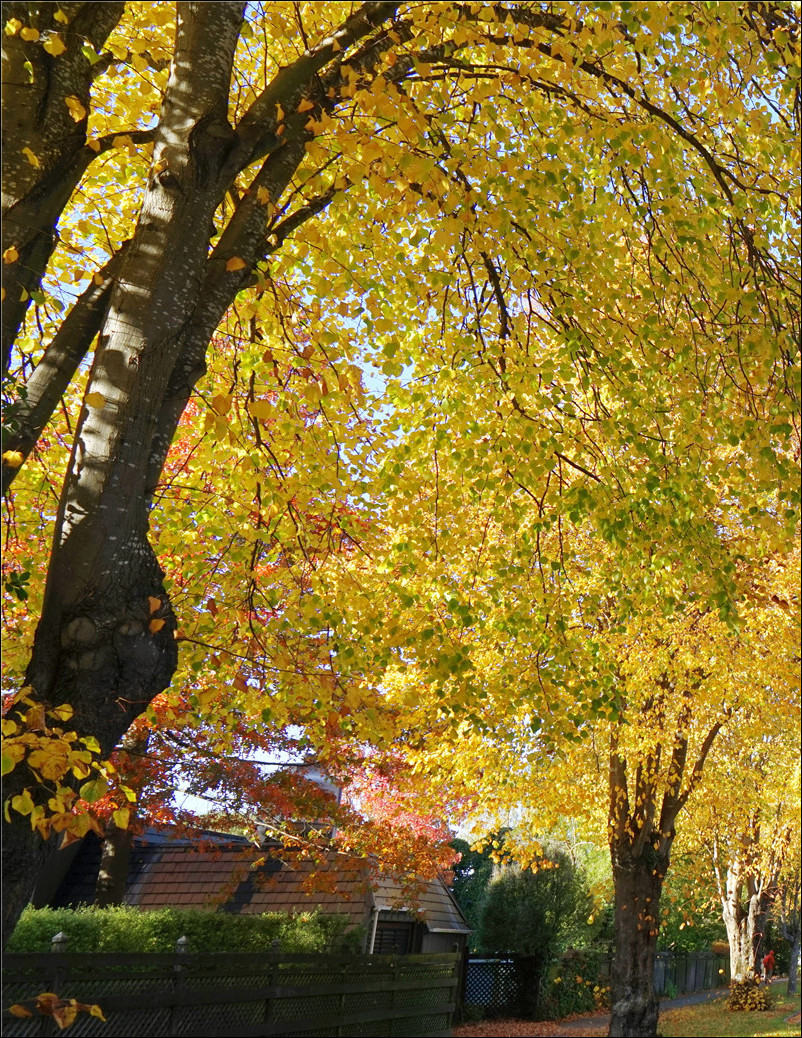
64 95 86 122
256 186 271 205
22 147 40 167
149 618 166 633
8 1005 32 1019
87 138 101 152
42 34 66 56
5 18 22 34
249 399 272 421
3 246 19 264
88 1005 107 1022
53 9 69 23
225 256 246 271
79 775 109 803
2 450 24 468
210 393 232 415
25 703 46 731
148 595 162 614
50 703 73 721
276 103 285 121
20 26 39 41
92 271 104 285
297 98 315 112
112 807 130 829
85 391 106 408
52 1003 78 1030
11 790 35 816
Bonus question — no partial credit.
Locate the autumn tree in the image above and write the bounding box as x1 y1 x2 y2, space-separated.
2 12 799 1021
700 732 801 982
357 507 799 1036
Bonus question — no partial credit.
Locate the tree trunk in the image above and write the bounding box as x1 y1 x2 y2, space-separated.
787 933 800 995
95 727 149 906
95 821 135 907
779 872 800 996
1 0 248 950
608 841 666 1037
721 858 773 982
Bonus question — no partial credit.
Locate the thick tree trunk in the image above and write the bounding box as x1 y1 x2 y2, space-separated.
608 841 666 1037
1 0 248 950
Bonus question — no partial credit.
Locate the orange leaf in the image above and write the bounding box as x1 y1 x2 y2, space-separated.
225 256 246 272
149 618 166 634
8 1004 32 1018
297 98 315 112
148 596 162 614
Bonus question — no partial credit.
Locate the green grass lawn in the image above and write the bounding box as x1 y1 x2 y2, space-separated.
658 982 801 1038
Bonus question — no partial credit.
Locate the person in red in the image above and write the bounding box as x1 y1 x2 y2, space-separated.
762 949 776 983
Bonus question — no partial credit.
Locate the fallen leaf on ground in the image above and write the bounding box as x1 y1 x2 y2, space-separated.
453 1019 607 1037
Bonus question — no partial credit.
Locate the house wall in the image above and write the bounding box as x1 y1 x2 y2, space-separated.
421 931 466 954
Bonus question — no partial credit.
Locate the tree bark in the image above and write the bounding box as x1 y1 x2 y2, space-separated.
1 0 248 949
606 697 721 1037
608 838 667 1037
721 862 771 982
712 821 782 985
95 821 135 907
2 0 407 949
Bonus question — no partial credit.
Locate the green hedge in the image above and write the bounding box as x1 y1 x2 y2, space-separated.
7 905 364 954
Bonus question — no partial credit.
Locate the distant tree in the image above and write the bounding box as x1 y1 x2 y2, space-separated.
477 845 592 1018
777 860 801 995
449 833 503 950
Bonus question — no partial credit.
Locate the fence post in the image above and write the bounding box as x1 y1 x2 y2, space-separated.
168 936 189 1036
40 934 69 1037
263 941 280 1029
456 943 469 1023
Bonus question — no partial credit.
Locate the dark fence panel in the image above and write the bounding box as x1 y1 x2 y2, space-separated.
2 951 460 1037
654 951 730 995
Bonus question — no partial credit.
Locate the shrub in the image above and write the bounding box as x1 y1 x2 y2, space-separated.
725 979 772 1012
7 906 363 954
539 949 610 1020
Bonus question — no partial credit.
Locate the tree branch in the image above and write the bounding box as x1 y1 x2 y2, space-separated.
2 245 128 495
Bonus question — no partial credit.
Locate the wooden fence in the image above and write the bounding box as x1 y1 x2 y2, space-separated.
2 950 461 1037
463 949 731 1019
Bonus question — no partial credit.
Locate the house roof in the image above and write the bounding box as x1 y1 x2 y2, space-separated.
373 875 471 935
39 827 470 935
